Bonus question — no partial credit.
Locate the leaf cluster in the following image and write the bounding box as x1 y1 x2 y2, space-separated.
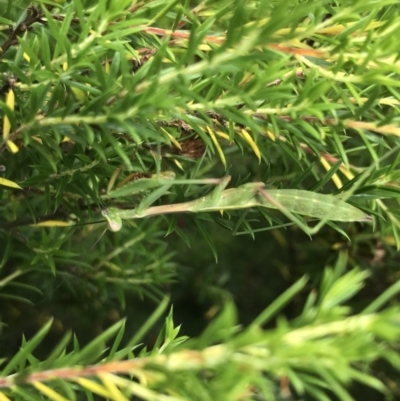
1 0 400 399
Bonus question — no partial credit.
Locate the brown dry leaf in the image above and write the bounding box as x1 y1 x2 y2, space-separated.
179 136 205 159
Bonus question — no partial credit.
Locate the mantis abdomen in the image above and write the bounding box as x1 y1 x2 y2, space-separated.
189 187 370 222
262 190 371 222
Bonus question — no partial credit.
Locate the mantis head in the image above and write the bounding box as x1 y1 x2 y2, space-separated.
102 207 123 232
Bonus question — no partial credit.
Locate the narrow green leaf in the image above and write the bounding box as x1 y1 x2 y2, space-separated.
2 320 53 376
251 276 308 327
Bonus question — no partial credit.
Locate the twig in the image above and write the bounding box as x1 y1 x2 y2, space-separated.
0 6 44 58
0 210 70 230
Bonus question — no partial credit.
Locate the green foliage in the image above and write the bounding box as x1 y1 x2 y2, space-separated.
2 260 400 400
1 0 400 399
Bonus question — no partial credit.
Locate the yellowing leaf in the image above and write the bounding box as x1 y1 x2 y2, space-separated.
240 129 261 163
215 130 231 141
3 89 15 138
239 72 254 86
104 60 110 74
0 177 22 189
5 89 15 109
173 159 185 171
346 120 400 137
161 127 181 150
3 116 11 138
0 391 11 401
99 373 130 401
32 382 69 401
6 140 19 153
23 52 30 62
339 165 355 180
198 44 212 51
316 20 384 35
71 87 87 102
383 236 396 246
32 136 43 144
74 378 110 398
62 61 68 71
320 157 343 189
31 221 73 228
206 126 226 169
107 167 123 193
89 29 107 41
266 129 276 141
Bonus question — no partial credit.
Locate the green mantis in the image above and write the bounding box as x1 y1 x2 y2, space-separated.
102 175 372 234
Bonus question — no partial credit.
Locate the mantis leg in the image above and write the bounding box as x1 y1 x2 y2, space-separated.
210 175 232 203
103 176 229 231
136 183 174 213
